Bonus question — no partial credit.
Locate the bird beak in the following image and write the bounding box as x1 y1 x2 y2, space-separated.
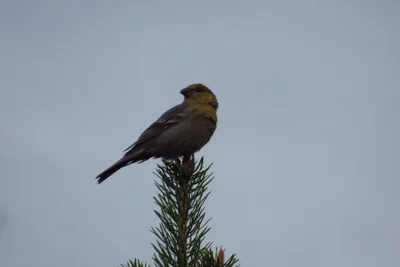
180 88 188 97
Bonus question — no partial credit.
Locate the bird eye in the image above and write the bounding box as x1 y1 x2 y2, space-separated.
195 88 207 93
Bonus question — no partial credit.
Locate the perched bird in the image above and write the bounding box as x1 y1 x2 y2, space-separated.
96 83 218 184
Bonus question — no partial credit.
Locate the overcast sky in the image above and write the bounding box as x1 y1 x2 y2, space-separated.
1 1 399 267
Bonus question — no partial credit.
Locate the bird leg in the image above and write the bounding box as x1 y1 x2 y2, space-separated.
162 157 180 165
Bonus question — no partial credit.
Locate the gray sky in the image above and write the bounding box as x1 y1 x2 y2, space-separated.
1 1 399 266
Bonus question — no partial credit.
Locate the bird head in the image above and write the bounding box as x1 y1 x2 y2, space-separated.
180 83 219 110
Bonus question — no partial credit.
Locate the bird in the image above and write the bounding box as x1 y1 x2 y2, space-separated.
96 83 218 184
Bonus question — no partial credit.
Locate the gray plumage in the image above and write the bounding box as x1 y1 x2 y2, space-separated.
96 102 216 184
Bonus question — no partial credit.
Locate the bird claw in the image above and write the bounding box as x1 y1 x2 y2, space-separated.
162 155 195 182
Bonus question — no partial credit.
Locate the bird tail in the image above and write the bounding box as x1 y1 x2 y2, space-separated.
96 158 130 184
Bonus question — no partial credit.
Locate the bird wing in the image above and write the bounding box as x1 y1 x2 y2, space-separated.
123 103 191 154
